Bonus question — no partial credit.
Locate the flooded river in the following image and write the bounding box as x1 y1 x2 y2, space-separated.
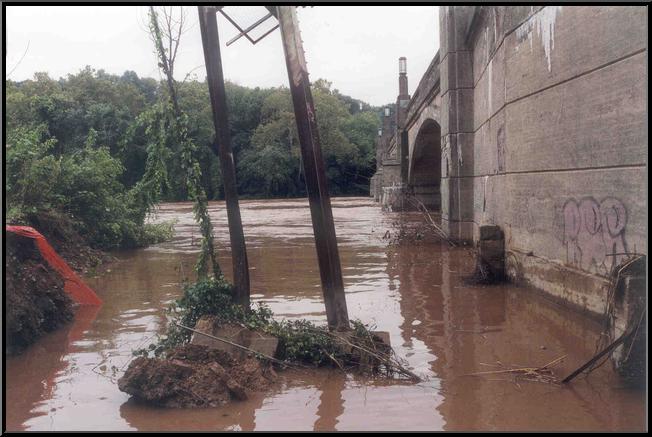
5 197 646 431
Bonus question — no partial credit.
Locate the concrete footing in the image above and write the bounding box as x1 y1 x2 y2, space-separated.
478 225 506 281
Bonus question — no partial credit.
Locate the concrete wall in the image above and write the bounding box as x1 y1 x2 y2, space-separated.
439 5 647 317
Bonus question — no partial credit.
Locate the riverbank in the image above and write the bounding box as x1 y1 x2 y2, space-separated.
5 232 73 354
4 220 113 355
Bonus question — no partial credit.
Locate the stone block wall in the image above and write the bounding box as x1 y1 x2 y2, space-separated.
439 6 476 241
440 5 647 317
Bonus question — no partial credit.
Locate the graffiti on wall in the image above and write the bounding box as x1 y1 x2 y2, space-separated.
562 197 628 274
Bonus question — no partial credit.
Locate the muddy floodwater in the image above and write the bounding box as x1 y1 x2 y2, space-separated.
5 197 646 431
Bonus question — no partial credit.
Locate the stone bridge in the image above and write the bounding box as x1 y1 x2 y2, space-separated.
404 53 442 211
370 51 447 213
370 53 444 212
370 5 647 319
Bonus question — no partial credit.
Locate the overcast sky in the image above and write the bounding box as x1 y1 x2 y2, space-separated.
5 6 439 106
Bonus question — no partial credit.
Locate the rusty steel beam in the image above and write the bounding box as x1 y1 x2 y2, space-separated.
198 6 251 308
276 6 350 329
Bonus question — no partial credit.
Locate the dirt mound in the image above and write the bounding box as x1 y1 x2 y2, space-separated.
5 233 74 355
118 344 277 408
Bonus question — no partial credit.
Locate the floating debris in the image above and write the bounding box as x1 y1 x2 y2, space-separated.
463 355 566 386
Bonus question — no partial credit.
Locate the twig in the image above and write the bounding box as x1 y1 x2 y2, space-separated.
463 355 566 380
539 355 567 370
623 308 646 362
6 40 30 78
404 193 456 246
329 331 421 382
303 325 419 380
463 368 539 377
322 349 345 371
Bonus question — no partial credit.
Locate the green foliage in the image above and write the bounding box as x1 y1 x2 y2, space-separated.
5 123 173 250
6 70 379 204
154 276 237 353
177 110 220 279
140 276 384 370
140 221 177 247
144 277 273 356
5 125 61 214
238 82 380 198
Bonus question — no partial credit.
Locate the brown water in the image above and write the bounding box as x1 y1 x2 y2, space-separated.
4 197 646 431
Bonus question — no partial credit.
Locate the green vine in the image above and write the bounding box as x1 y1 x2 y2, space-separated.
145 7 221 280
176 111 221 279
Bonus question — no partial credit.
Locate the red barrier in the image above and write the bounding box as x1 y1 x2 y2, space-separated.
6 225 102 306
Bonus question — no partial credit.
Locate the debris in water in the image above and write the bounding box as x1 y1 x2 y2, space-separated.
463 355 566 386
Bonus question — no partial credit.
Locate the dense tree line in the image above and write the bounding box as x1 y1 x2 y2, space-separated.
4 68 381 248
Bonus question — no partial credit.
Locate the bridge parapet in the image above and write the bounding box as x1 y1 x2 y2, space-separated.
404 51 440 133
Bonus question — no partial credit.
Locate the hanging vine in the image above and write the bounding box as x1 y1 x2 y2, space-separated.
125 101 172 223
146 6 221 280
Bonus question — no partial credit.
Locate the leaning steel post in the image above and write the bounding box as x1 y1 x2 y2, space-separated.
198 6 250 308
276 6 350 329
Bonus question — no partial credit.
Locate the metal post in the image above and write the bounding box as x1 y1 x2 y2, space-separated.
276 6 350 329
198 6 250 307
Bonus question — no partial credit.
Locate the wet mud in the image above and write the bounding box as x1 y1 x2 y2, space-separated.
118 344 275 408
4 197 646 431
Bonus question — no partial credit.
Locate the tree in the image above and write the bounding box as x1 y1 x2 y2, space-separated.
237 81 380 198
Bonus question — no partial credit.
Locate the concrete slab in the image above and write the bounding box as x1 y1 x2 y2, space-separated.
191 316 279 360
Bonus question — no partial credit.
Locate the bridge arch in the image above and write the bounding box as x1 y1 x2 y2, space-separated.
408 118 441 210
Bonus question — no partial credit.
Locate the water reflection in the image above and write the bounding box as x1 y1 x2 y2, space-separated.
4 198 645 431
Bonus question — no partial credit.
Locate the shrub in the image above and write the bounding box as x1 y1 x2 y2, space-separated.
5 126 173 250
